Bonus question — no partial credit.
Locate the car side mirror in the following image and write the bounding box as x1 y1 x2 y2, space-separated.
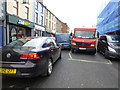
42 43 48 48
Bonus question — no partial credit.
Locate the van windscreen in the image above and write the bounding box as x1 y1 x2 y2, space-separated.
74 31 95 39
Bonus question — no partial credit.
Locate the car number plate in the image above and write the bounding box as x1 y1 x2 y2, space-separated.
79 48 86 50
0 68 16 74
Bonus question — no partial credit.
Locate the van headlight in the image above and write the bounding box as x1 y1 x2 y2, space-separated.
91 44 95 46
108 46 116 53
71 41 76 45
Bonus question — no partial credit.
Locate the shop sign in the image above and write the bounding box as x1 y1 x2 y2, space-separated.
7 15 34 28
35 25 45 31
18 20 30 26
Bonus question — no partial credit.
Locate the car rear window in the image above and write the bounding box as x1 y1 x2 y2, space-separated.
6 39 30 48
56 34 70 43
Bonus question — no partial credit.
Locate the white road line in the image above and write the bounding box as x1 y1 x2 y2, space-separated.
69 51 72 59
69 51 112 65
107 60 112 64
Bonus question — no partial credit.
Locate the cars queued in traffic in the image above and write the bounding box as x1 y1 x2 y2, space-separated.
0 37 61 78
0 33 119 78
55 33 71 49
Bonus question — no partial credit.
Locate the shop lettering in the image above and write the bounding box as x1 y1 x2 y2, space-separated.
18 20 30 26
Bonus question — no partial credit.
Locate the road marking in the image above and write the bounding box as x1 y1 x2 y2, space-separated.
9 85 14 88
69 51 112 65
69 51 73 59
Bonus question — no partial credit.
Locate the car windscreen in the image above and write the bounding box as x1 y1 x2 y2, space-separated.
74 31 95 39
107 35 120 42
56 34 70 43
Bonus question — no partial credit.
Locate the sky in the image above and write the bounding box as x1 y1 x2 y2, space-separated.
43 0 110 31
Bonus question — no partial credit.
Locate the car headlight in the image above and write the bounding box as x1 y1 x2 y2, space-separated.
108 46 116 53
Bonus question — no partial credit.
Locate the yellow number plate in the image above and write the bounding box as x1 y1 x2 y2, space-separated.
0 68 16 74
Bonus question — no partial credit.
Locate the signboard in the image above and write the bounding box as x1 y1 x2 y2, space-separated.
7 15 34 28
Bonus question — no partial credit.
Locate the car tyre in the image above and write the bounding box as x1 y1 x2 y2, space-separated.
104 50 109 59
46 59 53 76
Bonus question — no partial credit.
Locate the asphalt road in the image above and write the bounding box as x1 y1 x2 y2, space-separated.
1 50 119 89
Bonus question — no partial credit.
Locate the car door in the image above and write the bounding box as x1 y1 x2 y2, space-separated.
51 38 61 60
46 39 56 63
100 36 108 54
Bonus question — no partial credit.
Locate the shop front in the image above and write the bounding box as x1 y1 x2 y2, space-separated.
7 15 34 43
34 24 45 37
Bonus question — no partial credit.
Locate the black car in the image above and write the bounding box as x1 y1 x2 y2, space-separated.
0 37 61 78
97 35 120 59
55 33 71 49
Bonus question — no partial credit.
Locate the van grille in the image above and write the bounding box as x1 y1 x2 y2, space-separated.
76 42 91 46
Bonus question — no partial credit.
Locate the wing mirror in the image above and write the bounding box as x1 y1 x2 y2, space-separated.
42 43 48 48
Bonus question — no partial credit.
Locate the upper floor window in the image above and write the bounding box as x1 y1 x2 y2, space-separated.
23 0 29 4
35 12 38 23
13 0 18 15
25 6 29 19
41 6 43 13
35 1 39 10
41 16 43 26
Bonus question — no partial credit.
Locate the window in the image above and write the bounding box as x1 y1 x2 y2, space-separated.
25 6 29 19
35 1 38 9
41 6 43 13
35 12 38 23
13 0 18 15
41 16 43 26
23 0 29 4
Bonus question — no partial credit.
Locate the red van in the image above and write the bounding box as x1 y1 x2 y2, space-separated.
71 28 97 54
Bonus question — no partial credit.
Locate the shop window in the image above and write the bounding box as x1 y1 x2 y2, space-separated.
10 28 17 42
17 27 25 39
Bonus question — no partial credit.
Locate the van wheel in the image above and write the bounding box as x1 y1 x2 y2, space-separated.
91 51 96 55
71 48 74 53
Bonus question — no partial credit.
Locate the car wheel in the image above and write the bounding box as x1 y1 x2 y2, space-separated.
104 50 109 59
71 48 74 53
46 59 53 76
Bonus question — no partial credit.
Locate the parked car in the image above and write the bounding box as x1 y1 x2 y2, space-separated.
97 34 120 59
0 37 61 78
55 33 71 49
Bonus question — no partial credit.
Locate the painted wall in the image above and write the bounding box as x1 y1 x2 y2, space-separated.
7 0 34 22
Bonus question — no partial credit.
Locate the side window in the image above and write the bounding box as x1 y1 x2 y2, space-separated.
100 36 107 42
46 39 51 47
51 39 57 46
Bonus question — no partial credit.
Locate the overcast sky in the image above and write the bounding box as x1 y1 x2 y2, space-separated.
43 0 110 31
